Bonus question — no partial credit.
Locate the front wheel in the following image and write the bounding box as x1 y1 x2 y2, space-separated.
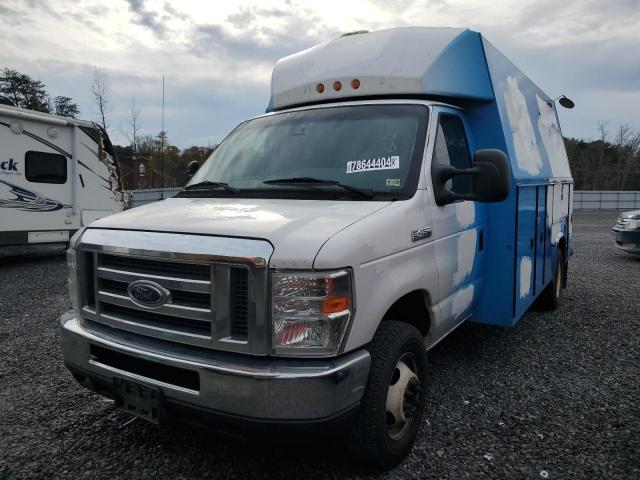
346 321 428 470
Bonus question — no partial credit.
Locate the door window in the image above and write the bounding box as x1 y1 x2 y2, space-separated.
25 151 67 184
433 115 472 195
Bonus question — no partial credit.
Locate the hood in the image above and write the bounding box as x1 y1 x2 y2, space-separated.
620 209 640 220
90 197 391 268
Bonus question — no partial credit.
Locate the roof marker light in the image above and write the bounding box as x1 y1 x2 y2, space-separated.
316 83 325 93
351 79 360 90
333 81 342 91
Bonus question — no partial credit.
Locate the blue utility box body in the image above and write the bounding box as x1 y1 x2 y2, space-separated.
267 27 573 327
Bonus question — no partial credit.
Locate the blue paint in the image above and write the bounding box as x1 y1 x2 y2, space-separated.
421 30 494 101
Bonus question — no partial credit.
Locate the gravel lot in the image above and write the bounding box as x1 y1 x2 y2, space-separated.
1 211 638 479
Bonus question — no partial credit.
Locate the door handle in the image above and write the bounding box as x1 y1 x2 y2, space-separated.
530 236 535 250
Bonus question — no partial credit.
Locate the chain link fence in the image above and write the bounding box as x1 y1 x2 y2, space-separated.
573 191 640 211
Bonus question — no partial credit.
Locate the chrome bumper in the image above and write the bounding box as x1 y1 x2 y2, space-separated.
60 311 370 422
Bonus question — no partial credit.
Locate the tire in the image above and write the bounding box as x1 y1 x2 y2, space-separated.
346 321 428 470
539 249 565 310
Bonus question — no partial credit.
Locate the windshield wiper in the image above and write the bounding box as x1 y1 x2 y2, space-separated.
263 177 374 199
183 181 239 193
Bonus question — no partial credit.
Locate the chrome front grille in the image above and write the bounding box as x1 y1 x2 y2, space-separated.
99 253 214 320
75 229 272 355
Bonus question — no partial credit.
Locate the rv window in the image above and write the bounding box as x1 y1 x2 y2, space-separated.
25 151 67 184
433 114 472 195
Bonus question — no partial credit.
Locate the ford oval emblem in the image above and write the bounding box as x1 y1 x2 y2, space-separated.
127 280 171 308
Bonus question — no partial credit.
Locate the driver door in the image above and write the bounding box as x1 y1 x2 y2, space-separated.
427 108 486 329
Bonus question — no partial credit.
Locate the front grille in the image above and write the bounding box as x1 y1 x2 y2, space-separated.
78 251 263 353
100 254 211 280
230 267 249 337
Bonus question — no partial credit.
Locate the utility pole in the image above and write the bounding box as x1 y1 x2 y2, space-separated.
160 75 165 200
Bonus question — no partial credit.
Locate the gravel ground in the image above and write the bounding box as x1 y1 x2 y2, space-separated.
1 211 638 479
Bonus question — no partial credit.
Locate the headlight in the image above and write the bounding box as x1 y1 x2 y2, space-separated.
67 245 79 312
272 269 353 356
627 219 640 230
66 227 86 312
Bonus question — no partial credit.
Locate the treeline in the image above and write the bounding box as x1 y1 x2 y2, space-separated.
565 123 640 190
115 133 215 189
0 68 80 117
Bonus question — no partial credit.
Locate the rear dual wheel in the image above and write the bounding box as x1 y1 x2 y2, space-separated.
539 249 565 310
346 321 428 470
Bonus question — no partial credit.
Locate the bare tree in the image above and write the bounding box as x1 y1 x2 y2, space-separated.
591 121 609 190
614 125 640 190
91 68 111 130
121 95 142 153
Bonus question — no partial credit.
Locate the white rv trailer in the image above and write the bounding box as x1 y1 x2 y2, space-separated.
0 104 124 246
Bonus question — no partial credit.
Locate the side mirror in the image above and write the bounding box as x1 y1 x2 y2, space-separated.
432 149 511 206
186 160 200 178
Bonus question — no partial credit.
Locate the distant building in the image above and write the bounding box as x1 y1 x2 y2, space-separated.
120 156 177 190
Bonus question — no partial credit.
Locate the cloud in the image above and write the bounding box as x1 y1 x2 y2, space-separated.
191 6 338 65
126 0 170 40
0 0 638 146
163 2 189 21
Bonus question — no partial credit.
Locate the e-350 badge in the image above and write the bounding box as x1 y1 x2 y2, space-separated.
411 227 432 242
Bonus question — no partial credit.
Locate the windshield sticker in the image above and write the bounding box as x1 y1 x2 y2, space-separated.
347 156 399 174
386 178 401 187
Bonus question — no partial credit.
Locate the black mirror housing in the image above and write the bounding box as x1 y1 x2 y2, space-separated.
472 149 511 202
186 160 200 178
431 149 511 206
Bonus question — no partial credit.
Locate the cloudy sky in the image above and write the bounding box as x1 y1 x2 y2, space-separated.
1 0 638 148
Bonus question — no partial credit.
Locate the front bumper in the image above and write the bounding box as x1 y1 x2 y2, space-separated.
611 228 640 254
60 311 370 424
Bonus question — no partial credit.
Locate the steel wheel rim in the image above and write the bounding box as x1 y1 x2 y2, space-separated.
385 352 422 440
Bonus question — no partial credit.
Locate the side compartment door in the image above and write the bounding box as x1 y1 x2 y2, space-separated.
534 185 547 295
428 110 485 331
514 186 537 317
544 183 555 285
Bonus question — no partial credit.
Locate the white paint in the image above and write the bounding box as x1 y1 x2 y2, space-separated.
536 95 571 178
451 283 475 318
455 202 476 229
270 27 466 109
81 209 114 225
503 76 543 175
93 196 393 269
452 229 478 286
519 256 532 299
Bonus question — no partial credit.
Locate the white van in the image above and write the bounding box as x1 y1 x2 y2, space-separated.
0 104 124 246
61 27 573 469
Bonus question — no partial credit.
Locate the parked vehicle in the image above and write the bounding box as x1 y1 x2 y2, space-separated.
0 104 124 246
612 210 640 254
61 27 573 469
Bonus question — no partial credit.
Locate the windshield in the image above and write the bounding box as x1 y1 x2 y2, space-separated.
184 104 428 200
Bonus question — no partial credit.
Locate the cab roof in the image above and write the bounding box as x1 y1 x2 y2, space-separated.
267 27 494 111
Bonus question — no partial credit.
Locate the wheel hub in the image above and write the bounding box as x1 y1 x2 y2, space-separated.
385 355 422 439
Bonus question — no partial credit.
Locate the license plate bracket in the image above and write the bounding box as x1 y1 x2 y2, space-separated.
113 377 163 424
